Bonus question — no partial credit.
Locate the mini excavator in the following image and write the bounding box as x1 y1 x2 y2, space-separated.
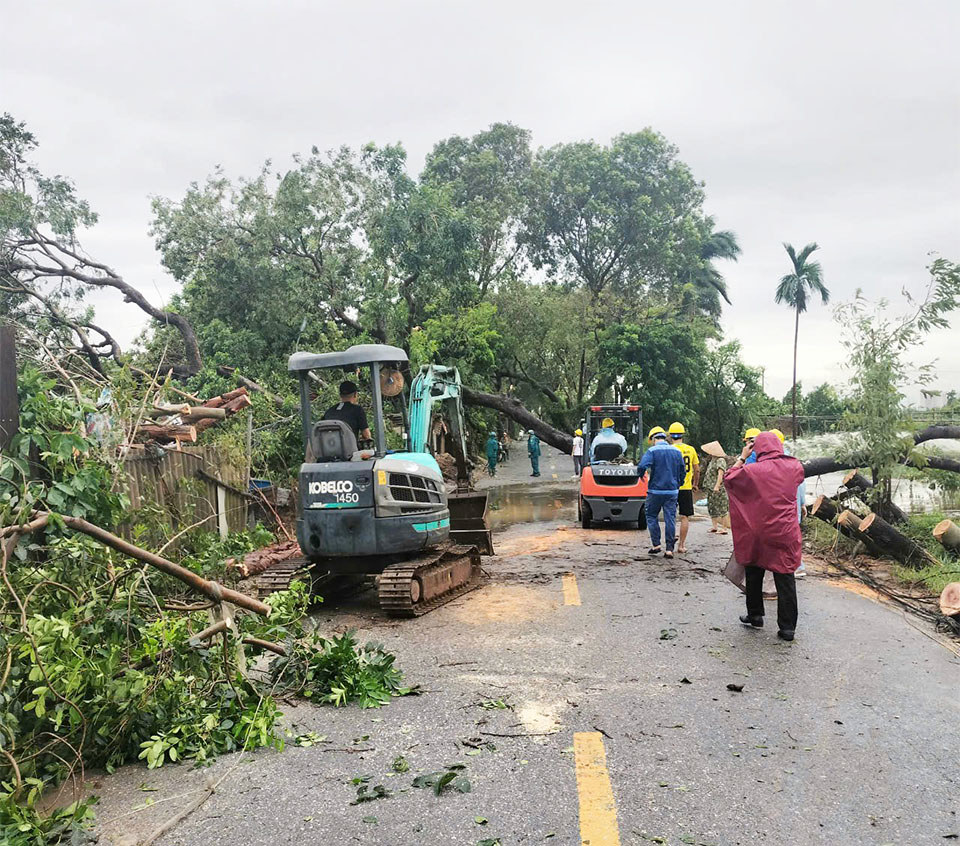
272 345 492 616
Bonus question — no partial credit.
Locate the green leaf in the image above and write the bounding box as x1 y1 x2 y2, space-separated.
474 816 488 825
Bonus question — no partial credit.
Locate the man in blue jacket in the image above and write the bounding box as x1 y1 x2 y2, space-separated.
638 431 687 558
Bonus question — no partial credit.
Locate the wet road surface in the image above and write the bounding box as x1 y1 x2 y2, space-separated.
91 487 960 846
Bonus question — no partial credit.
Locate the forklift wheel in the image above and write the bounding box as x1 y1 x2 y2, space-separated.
580 499 592 530
637 502 647 531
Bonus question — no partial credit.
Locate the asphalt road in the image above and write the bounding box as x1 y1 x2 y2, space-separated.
91 461 960 846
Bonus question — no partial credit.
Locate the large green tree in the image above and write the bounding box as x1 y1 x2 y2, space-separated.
775 241 829 438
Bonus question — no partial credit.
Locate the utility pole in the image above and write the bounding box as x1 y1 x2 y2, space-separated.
0 326 18 451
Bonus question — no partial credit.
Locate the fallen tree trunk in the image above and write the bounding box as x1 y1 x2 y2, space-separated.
859 512 937 569
914 424 960 445
2 512 270 615
933 519 960 551
802 457 855 478
803 454 960 479
911 455 960 474
840 469 908 524
462 387 573 453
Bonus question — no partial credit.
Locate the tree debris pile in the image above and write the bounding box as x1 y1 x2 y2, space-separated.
0 371 413 844
137 387 253 446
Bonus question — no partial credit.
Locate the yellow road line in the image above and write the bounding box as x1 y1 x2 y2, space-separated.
574 732 620 845
562 572 581 606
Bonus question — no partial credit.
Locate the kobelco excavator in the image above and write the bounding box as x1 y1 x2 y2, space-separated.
272 344 491 616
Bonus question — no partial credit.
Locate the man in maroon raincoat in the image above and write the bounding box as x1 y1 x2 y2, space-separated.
723 431 804 640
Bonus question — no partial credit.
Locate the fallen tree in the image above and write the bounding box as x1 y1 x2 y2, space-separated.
462 386 573 453
802 452 960 480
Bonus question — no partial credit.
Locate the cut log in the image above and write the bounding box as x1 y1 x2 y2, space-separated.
182 406 228 421
859 512 937 569
149 403 191 417
137 423 198 443
202 387 249 409
841 470 872 493
839 469 908 524
811 495 839 523
226 539 302 578
835 510 885 556
939 582 960 617
933 519 960 551
194 394 253 432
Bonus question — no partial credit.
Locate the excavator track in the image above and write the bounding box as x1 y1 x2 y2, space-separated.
249 559 372 603
378 544 484 617
250 557 313 598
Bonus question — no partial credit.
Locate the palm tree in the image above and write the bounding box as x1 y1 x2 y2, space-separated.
775 242 829 438
688 217 742 319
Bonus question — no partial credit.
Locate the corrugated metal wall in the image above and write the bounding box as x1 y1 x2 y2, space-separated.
122 446 248 538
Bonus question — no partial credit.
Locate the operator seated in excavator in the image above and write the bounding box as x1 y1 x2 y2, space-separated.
589 417 629 463
322 380 372 445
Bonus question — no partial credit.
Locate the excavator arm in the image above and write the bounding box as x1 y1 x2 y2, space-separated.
408 365 492 554
409 365 472 491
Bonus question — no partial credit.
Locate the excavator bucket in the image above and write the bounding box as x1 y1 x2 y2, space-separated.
447 490 494 555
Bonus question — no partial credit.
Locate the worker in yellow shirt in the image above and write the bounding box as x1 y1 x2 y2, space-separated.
668 422 700 554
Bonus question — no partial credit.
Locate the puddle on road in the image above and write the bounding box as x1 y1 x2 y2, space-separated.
487 484 577 530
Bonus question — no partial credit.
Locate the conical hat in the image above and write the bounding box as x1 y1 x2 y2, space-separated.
700 441 725 458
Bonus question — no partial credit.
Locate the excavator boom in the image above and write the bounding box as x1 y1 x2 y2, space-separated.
409 365 493 553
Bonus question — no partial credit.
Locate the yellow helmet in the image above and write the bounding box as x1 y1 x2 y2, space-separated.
575 429 583 436
769 428 786 443
668 422 685 435
601 417 615 429
743 427 761 440
647 425 665 441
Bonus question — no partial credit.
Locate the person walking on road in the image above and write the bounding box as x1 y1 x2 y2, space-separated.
572 429 585 478
701 441 729 534
638 431 686 558
769 428 807 577
723 431 804 641
485 432 499 477
528 431 542 477
668 422 700 554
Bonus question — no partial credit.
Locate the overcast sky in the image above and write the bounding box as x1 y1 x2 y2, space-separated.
4 0 959 401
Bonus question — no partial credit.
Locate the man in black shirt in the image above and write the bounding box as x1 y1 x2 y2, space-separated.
322 380 371 442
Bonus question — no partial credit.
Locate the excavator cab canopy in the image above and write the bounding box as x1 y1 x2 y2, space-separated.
289 345 409 459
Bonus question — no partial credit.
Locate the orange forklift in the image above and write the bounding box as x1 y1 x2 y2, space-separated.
577 404 648 530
